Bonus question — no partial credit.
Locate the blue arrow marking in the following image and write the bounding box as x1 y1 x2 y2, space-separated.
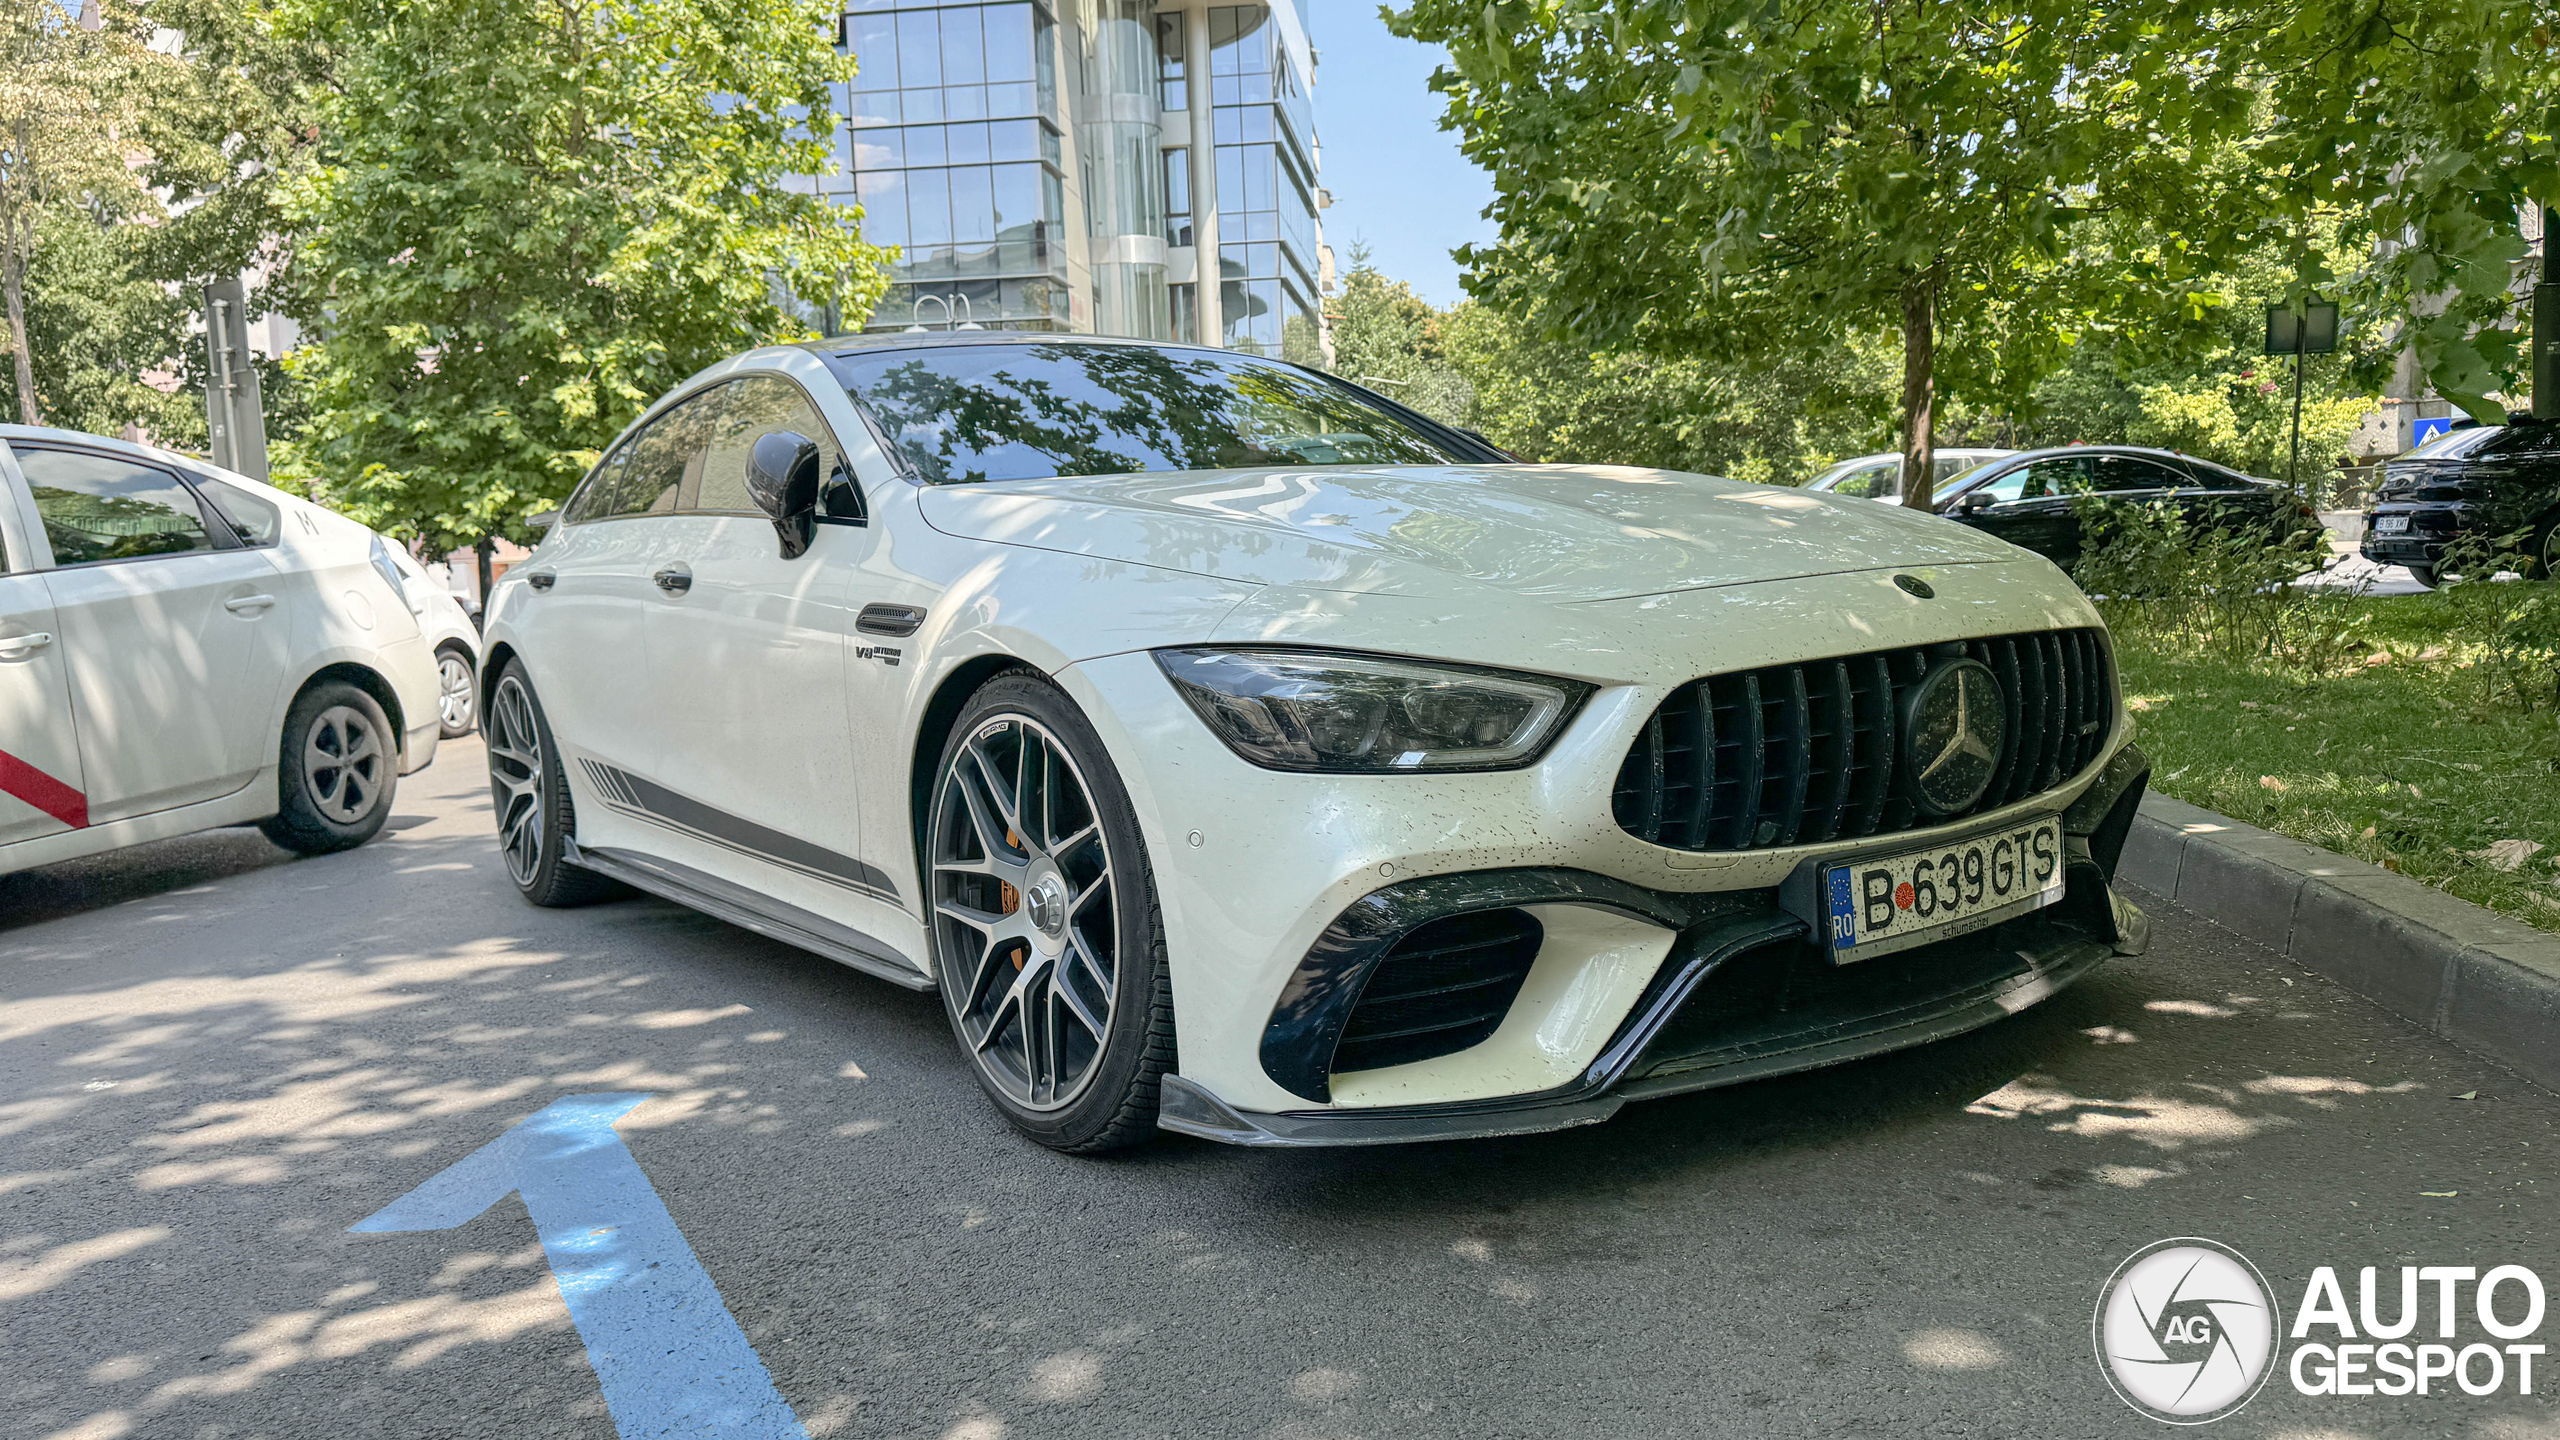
352 1093 807 1440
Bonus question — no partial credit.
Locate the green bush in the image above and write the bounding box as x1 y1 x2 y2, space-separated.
2069 496 2349 668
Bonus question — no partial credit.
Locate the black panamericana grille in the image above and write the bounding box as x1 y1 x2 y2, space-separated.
1332 908 1544 1075
1612 628 2114 853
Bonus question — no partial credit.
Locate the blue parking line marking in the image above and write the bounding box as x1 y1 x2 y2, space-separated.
352 1093 808 1440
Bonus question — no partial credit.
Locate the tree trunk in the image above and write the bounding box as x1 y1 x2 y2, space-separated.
1 238 36 422
1897 267 1937 512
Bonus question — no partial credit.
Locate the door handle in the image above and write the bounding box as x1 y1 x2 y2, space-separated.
224 594 278 614
0 631 53 659
652 566 693 596
525 571 556 592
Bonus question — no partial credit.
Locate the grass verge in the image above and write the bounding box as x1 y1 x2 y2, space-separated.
2111 595 2560 936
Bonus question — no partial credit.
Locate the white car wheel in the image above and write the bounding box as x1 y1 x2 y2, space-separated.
259 681 396 855
484 663 622 907
929 675 1171 1150
435 648 477 737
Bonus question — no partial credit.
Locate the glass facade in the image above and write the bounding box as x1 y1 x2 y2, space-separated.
1209 4 1319 358
821 0 1323 351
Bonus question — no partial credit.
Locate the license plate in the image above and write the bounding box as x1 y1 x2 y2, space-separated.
2375 515 2411 534
1822 816 2065 960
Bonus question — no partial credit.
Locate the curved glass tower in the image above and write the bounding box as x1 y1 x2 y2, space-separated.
824 0 1325 352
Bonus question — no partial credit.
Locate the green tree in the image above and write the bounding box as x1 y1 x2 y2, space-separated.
0 0 169 426
274 0 887 550
1323 247 1477 425
1390 0 2255 509
4 202 203 438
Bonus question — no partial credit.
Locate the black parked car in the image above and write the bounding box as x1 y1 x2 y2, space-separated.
2360 423 2560 586
1926 445 2309 568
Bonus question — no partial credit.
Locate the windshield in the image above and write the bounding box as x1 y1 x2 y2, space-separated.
824 343 1479 484
2405 425 2502 460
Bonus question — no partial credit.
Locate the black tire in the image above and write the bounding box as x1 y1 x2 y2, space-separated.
925 671 1174 1153
2406 563 2439 589
2529 515 2559 582
485 659 624 907
259 680 398 855
434 643 478 738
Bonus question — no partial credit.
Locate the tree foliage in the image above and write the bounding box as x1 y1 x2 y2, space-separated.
1389 0 2259 506
275 0 888 550
0 0 169 426
1390 0 2560 497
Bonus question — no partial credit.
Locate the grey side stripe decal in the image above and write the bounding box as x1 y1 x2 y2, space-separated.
576 759 898 901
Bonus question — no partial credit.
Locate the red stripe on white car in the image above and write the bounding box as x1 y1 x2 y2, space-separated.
0 750 87 829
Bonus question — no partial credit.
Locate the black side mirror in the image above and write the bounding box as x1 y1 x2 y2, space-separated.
1956 490 1997 515
746 431 823 559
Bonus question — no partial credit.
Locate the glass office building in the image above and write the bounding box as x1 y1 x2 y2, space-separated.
822 0 1326 356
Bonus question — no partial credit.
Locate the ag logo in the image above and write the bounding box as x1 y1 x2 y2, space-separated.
2095 1238 2280 1424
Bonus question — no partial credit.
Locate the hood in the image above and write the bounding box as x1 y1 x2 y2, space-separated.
917 463 2021 602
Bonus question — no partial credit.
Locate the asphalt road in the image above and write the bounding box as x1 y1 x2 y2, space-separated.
5 739 2555 1440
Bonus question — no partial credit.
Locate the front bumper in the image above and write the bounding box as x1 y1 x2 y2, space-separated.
1159 743 2152 1147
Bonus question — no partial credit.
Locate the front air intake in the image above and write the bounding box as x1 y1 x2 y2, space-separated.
1331 908 1543 1075
1612 628 2113 853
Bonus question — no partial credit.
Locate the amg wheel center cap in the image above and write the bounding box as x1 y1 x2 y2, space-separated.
1025 876 1068 942
1900 658 2006 816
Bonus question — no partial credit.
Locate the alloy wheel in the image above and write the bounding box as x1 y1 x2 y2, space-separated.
302 705 384 824
930 716 1121 1112
437 652 476 731
486 675 546 886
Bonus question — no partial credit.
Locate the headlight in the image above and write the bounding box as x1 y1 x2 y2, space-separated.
369 536 423 615
1154 648 1590 773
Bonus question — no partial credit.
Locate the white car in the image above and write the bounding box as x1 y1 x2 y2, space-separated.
482 337 2151 1152
382 543 482 736
0 425 440 874
1806 448 2015 501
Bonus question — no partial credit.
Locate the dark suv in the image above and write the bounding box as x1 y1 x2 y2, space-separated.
2361 423 2560 585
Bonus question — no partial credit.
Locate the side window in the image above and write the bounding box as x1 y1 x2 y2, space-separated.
1831 460 1896 499
571 388 726 522
19 447 221 566
688 375 853 516
2087 455 2184 493
196 477 282 544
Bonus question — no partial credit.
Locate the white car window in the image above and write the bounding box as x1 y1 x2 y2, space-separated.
687 376 843 515
196 477 282 545
1828 460 1899 499
18 447 221 566
567 389 723 522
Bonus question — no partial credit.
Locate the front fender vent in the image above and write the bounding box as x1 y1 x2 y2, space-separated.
1332 908 1544 1076
1612 628 2113 853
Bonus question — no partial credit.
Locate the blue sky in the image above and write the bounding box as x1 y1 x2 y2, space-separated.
1307 1 1495 307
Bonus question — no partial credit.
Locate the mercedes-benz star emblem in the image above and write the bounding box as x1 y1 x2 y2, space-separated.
1900 658 2005 815
1025 878 1068 939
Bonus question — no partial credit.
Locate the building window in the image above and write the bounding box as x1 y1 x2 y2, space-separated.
1170 283 1197 343
1163 147 1192 247
1156 11 1186 110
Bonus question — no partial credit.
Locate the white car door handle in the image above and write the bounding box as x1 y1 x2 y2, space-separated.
224 594 278 614
0 631 53 659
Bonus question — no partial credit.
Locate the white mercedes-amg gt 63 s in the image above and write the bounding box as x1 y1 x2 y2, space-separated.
480 335 2152 1152
1 425 442 875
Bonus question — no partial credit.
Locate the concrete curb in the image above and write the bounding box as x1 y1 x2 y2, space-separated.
2121 792 2560 1088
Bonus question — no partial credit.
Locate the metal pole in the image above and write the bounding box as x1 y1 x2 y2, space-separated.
2537 204 2560 421
2289 328 2307 494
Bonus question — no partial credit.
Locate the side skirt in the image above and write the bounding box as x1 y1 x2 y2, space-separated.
567 838 934 992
